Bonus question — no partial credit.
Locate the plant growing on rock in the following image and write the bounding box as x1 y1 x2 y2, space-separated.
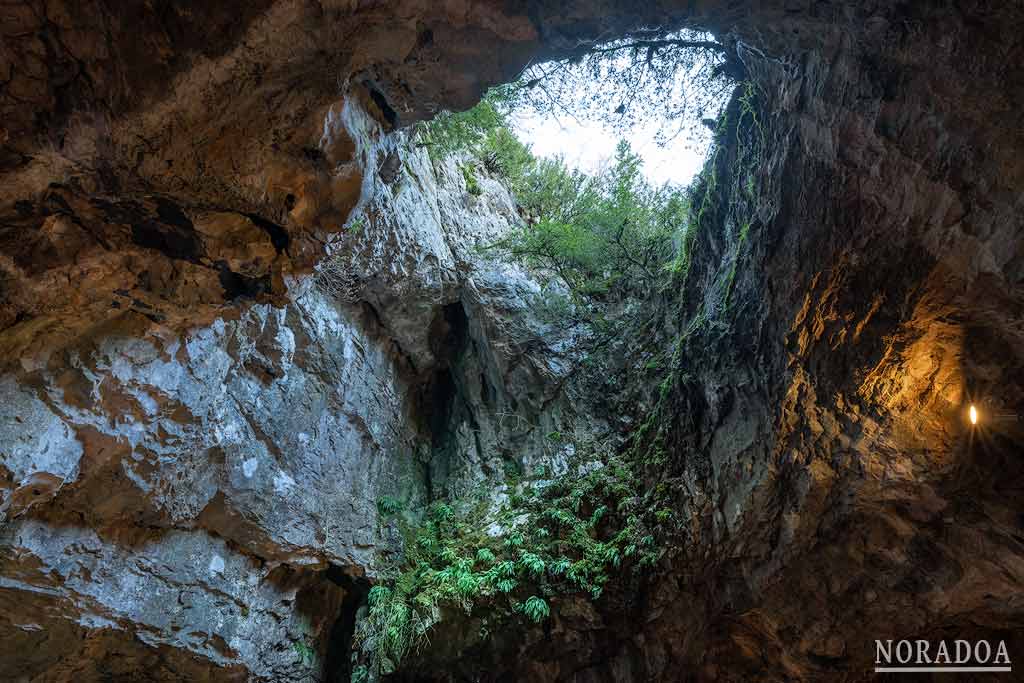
460 163 482 196
415 88 517 162
354 442 663 678
520 595 550 622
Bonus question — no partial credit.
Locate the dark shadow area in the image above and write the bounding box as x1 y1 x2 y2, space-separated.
323 566 372 683
244 211 291 253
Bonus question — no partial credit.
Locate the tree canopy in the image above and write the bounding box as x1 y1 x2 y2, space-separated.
511 28 735 144
412 29 740 316
417 91 691 309
492 140 687 300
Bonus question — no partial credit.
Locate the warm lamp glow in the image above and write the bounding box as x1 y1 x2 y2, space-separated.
969 404 978 425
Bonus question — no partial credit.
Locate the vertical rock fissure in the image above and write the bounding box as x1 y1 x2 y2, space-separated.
422 302 471 499
322 566 372 683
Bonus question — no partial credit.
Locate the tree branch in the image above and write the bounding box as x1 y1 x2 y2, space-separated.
584 39 725 56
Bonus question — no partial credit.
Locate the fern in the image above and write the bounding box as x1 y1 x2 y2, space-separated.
503 533 524 551
377 495 403 516
519 552 546 577
521 595 550 622
495 578 517 594
357 444 661 677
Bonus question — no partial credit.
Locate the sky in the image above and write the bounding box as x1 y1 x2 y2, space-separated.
511 101 715 188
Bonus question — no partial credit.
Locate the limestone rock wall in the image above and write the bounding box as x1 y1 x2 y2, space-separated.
2 1 1024 681
445 2 1024 680
0 87 584 679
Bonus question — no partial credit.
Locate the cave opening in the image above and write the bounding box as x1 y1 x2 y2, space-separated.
418 301 472 499
322 566 372 683
4 3 1024 682
508 29 734 187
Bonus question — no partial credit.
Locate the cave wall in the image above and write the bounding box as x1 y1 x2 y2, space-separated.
669 3 1024 678
485 2 1024 680
452 2 1024 680
0 79 597 680
3 0 1024 681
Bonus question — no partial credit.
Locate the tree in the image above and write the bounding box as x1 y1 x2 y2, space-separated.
491 141 687 302
511 29 736 145
414 87 517 161
411 32 715 307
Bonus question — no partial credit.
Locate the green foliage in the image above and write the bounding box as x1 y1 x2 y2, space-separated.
460 163 482 196
520 595 550 622
347 216 365 235
377 495 403 517
418 92 695 314
519 551 545 577
418 94 694 310
491 141 688 302
351 665 370 683
415 89 514 161
355 443 660 678
415 90 532 207
364 584 422 673
292 640 315 666
480 126 534 181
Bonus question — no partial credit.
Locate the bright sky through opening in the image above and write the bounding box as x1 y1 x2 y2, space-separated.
512 110 712 187
509 39 727 188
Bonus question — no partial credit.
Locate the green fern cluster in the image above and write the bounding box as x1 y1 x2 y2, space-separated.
355 448 661 677
377 495 403 516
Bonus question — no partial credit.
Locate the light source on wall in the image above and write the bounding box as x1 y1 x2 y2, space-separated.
969 404 978 425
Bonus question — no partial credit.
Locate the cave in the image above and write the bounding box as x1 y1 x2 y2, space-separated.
1 1 1023 681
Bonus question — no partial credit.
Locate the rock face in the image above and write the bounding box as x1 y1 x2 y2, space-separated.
0 82 587 679
2 1 1024 681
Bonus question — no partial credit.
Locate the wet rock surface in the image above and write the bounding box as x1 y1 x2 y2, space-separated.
2 0 1024 681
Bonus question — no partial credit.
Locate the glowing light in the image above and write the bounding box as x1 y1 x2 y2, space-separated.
969 404 978 425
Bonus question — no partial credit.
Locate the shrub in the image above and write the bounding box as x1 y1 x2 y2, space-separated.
461 164 482 196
